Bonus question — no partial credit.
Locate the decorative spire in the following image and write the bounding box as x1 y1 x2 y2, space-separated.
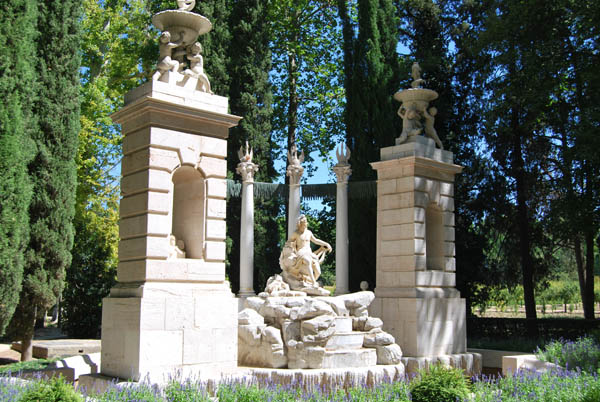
236 141 258 182
333 143 352 183
286 144 305 185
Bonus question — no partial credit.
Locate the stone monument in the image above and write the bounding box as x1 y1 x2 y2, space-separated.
99 0 241 381
369 64 480 373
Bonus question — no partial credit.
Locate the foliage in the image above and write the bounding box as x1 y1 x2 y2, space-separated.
536 337 600 373
409 364 471 402
226 0 279 293
472 366 600 402
6 0 82 359
164 380 212 402
61 213 117 338
468 336 545 353
0 357 60 375
18 376 83 402
269 0 345 173
339 0 401 291
94 383 162 402
0 0 36 336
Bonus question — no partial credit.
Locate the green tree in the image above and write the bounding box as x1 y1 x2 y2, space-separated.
0 0 37 336
63 0 157 338
226 0 280 292
339 0 401 290
7 0 82 360
269 0 345 184
543 0 600 319
461 0 566 322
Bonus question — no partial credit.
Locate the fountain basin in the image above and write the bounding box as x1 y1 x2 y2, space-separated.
394 88 438 110
152 10 212 46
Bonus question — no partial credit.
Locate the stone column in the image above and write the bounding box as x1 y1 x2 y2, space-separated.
286 144 304 238
333 144 351 295
369 136 464 358
236 142 258 297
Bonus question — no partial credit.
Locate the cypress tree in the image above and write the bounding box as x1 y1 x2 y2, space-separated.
341 0 401 290
227 0 279 292
0 0 37 336
7 0 81 360
196 0 232 96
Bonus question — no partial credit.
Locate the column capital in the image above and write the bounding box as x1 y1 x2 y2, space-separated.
237 161 258 183
333 164 352 184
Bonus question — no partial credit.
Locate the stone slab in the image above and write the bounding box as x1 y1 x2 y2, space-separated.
401 352 481 376
467 348 528 370
51 353 100 380
11 339 101 359
502 354 558 376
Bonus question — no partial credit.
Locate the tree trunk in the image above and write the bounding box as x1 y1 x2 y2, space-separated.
511 107 537 323
20 336 33 362
583 230 595 319
574 236 587 306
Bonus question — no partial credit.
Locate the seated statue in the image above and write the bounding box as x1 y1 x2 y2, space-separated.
279 215 332 296
167 234 186 259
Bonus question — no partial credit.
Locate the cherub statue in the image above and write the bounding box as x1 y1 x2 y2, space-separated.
422 106 443 149
167 234 186 259
154 31 184 80
396 104 423 144
177 0 195 11
279 215 332 294
184 42 212 93
411 62 425 88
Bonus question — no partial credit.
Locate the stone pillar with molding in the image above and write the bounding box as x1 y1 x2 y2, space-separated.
237 142 258 297
369 64 471 365
99 1 242 381
286 144 304 238
333 143 351 295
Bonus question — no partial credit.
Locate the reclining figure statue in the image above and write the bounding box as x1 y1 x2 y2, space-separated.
279 215 332 296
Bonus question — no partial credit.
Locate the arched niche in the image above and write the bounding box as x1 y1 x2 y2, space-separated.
172 165 205 259
425 203 444 270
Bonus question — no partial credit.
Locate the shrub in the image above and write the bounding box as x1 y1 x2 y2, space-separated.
18 377 83 402
536 336 600 373
409 364 471 402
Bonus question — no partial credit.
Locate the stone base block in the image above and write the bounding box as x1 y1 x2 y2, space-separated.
247 364 405 390
320 348 377 369
325 332 365 351
401 352 481 376
370 296 466 357
101 282 237 381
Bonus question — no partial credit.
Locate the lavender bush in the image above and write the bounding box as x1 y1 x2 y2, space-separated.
472 366 600 402
536 337 600 373
2 366 600 401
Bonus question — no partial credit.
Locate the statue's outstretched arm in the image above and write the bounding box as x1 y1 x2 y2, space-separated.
310 233 332 251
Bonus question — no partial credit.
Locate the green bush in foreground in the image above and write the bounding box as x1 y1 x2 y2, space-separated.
409 364 471 402
18 377 82 402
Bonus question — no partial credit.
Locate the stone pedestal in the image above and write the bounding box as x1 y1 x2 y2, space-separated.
101 79 241 381
369 136 465 358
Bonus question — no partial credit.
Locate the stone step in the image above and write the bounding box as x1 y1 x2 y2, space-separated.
325 332 365 351
333 317 352 333
319 348 377 369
